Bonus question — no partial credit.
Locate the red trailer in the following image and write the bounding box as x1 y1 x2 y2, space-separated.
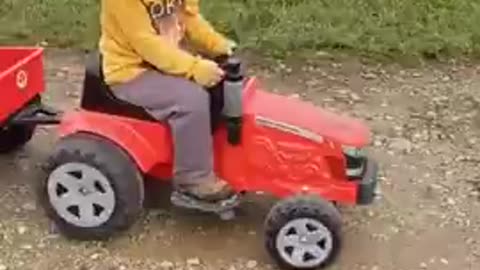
0 47 59 153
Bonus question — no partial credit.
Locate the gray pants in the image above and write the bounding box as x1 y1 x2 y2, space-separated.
111 70 213 186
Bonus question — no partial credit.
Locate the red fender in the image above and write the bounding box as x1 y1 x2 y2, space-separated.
57 110 173 173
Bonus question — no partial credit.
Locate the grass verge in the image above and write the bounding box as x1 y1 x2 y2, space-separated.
1 0 480 60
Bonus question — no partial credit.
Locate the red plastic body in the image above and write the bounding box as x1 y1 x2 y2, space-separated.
58 78 371 205
0 47 45 124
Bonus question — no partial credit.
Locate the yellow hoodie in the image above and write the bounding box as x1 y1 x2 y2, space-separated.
99 0 231 86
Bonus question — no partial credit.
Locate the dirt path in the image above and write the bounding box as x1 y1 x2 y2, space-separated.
0 50 479 270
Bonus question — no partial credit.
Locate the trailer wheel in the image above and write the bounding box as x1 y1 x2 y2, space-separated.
0 124 36 153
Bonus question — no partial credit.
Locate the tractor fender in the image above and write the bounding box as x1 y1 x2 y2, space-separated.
56 111 172 173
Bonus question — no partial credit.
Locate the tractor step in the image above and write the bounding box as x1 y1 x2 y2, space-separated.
170 191 240 220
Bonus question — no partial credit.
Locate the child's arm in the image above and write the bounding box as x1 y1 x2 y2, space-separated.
104 0 224 86
183 0 235 56
105 0 199 77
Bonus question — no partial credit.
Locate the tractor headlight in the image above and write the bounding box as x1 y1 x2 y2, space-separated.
342 146 366 158
342 146 366 178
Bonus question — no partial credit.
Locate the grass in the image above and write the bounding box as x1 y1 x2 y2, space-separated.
1 0 480 60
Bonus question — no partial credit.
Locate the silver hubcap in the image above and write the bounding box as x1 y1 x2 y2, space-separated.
47 162 116 228
276 218 333 268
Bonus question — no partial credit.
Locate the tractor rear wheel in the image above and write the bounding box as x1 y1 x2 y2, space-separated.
38 133 144 240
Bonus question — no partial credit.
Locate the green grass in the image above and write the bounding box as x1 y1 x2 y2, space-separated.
1 0 480 60
0 0 99 48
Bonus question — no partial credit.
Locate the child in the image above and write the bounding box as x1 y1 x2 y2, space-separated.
99 0 236 202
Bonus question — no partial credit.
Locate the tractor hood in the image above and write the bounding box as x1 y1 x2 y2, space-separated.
244 79 371 147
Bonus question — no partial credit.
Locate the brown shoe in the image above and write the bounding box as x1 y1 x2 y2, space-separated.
177 177 234 202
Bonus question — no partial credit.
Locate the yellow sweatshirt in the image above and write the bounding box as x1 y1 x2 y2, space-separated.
99 0 231 85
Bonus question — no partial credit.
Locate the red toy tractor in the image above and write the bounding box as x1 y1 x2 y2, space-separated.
1 47 379 269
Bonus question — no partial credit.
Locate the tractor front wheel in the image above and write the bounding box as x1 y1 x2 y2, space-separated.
264 195 342 270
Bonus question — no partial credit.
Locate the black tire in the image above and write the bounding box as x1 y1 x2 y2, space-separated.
0 96 42 154
265 195 342 270
0 124 36 153
38 132 144 240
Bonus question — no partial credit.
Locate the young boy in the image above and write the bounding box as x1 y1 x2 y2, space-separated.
99 0 236 202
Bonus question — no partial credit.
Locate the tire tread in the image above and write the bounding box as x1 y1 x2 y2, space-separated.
38 132 144 240
265 195 342 270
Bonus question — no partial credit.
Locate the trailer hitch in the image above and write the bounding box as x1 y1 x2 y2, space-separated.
10 102 62 126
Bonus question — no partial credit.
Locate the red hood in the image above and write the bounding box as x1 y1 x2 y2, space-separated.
244 79 371 147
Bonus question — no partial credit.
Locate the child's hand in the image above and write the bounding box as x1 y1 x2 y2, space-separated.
226 40 237 56
191 59 225 87
213 39 237 57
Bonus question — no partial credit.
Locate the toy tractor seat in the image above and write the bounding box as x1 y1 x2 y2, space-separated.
80 51 225 131
80 52 157 121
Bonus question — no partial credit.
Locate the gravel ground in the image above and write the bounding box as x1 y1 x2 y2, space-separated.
0 50 479 270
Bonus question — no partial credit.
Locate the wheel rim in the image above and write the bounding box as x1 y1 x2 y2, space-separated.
47 162 116 228
276 218 333 268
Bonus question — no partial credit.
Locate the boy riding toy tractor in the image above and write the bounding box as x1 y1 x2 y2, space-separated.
0 47 379 269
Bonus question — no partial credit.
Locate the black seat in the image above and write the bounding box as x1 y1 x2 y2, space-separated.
80 51 225 132
80 52 157 121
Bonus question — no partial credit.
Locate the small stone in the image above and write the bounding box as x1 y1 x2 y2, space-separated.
412 72 421 78
331 63 342 69
371 265 379 270
21 244 32 250
362 72 377 80
470 191 480 197
246 260 258 269
17 226 27 235
160 261 174 269
187 258 201 266
90 253 100 260
315 51 330 57
373 139 383 147
389 138 413 153
384 115 394 121
447 198 456 206
67 91 80 98
420 262 427 268
467 138 477 146
350 93 361 101
426 111 437 119
55 71 65 78
440 258 449 265
21 202 36 211
390 226 400 233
